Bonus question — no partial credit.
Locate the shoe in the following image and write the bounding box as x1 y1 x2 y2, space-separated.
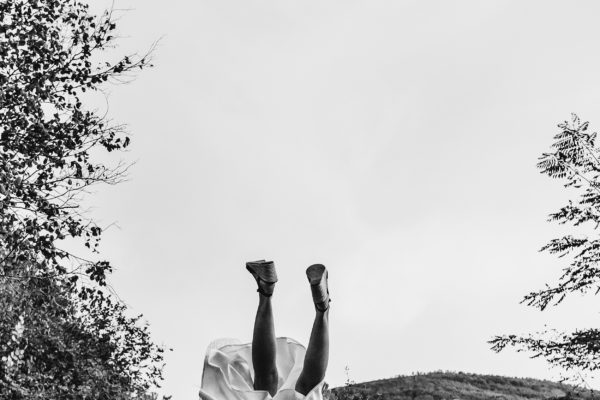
306 264 330 311
246 260 278 296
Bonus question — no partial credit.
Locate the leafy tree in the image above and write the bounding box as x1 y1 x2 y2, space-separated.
0 0 166 398
491 114 600 382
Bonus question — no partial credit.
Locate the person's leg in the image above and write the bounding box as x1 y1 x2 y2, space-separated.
295 264 330 395
295 307 329 395
252 292 279 396
247 260 279 396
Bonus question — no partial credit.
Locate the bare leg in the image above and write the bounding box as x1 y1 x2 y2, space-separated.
253 292 278 396
295 308 330 395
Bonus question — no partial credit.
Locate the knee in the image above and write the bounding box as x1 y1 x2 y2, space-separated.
295 372 323 396
255 367 278 382
254 369 279 393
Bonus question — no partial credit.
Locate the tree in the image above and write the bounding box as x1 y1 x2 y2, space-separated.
491 114 600 382
0 0 166 398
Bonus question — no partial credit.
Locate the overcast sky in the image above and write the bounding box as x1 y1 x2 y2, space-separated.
84 1 600 398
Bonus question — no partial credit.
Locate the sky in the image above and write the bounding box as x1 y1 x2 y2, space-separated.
80 1 600 398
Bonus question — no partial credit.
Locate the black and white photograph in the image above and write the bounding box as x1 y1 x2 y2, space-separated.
2 1 600 399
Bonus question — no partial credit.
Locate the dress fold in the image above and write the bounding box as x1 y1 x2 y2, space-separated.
199 337 324 400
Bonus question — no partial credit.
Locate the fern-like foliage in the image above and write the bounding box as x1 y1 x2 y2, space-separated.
527 114 600 310
491 329 600 373
491 114 600 383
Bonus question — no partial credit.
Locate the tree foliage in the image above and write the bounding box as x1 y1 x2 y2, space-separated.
0 0 165 398
330 371 594 400
491 114 600 381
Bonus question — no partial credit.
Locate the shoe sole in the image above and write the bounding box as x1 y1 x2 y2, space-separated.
306 263 327 285
307 264 329 309
246 260 278 283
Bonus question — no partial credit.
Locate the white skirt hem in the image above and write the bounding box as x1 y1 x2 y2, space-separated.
198 337 324 400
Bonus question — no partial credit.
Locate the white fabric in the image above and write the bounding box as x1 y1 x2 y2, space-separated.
198 337 324 400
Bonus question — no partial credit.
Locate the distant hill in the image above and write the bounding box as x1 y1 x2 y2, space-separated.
328 371 596 400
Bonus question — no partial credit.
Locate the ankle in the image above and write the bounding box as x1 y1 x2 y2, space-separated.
315 303 329 314
314 299 330 313
257 281 275 297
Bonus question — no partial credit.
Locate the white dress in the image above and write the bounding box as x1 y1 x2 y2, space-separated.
198 337 325 400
